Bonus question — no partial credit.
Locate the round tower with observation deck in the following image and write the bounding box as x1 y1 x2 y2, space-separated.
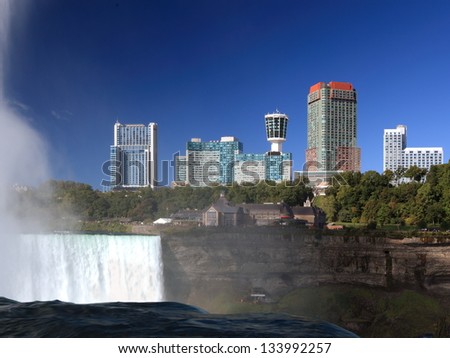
265 110 288 153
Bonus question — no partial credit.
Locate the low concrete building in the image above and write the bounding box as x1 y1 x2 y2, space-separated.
202 196 324 227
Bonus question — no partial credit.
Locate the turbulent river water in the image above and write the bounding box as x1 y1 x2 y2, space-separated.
0 298 357 338
0 233 357 338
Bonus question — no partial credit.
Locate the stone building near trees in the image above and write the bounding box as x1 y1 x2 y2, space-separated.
203 194 246 227
291 199 326 228
202 195 324 227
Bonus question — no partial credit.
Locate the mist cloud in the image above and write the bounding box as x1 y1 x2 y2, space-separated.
0 0 50 298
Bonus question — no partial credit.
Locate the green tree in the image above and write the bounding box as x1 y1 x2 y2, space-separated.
314 195 337 222
382 169 394 183
426 202 445 226
376 203 391 226
404 166 427 182
90 196 110 220
361 199 380 224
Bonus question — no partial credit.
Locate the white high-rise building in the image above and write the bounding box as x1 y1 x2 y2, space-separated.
383 124 443 172
402 148 443 169
109 121 158 190
383 125 407 172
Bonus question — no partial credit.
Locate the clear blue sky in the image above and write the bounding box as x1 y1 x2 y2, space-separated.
4 0 450 188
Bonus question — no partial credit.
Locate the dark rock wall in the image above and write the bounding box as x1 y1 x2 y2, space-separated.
160 229 450 306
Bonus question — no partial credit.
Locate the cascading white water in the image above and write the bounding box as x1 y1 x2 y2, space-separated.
2 233 165 303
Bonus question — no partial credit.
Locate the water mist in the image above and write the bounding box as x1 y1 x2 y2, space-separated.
0 0 164 303
0 0 50 297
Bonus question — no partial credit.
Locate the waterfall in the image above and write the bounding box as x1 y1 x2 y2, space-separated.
1 234 164 303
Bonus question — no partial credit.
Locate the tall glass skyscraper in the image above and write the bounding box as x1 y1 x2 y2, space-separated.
109 121 157 190
303 82 361 182
305 82 361 179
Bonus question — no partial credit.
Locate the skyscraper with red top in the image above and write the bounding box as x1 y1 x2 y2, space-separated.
305 81 361 181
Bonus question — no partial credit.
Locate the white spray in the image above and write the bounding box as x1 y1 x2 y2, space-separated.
0 0 50 294
0 0 164 303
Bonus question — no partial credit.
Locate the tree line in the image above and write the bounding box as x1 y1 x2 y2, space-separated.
12 178 313 223
315 163 450 229
12 162 450 229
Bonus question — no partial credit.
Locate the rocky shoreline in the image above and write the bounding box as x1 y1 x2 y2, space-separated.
160 228 449 299
159 227 450 337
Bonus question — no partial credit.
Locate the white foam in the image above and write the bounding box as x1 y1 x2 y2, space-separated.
3 233 165 303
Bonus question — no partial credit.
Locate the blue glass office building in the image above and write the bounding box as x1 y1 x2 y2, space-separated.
234 152 292 184
266 152 292 182
186 137 243 186
173 112 292 187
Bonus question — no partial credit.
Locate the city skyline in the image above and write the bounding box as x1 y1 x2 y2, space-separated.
174 110 293 187
3 0 450 188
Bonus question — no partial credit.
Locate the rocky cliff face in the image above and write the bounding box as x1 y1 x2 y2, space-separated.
160 229 450 309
